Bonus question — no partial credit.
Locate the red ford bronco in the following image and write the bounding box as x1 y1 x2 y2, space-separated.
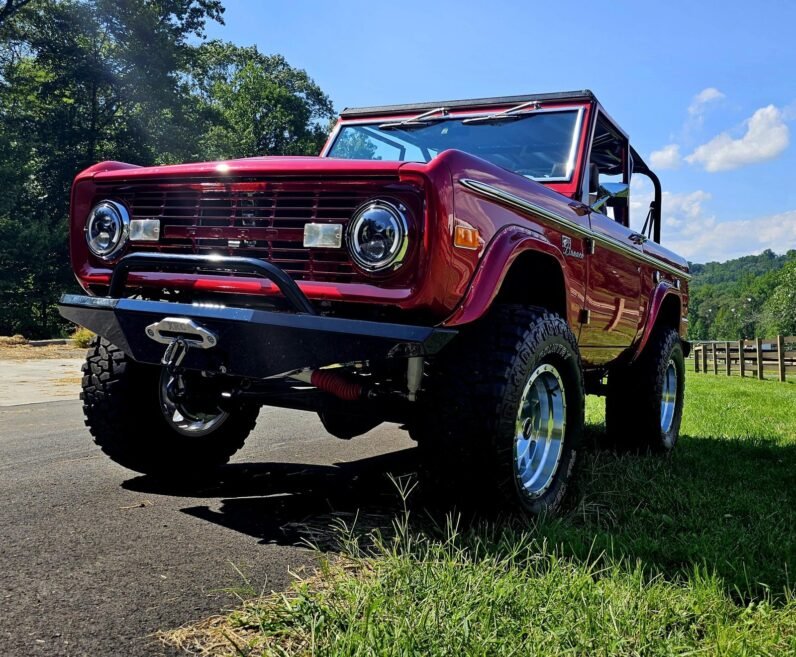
59 90 690 515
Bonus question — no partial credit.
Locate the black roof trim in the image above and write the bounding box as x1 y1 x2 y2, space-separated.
340 90 597 118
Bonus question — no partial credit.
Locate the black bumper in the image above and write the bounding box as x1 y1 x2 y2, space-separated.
58 254 456 379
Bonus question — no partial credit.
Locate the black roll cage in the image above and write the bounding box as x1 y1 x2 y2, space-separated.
631 146 663 244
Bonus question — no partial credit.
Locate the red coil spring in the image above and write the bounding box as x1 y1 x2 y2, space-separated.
310 370 362 401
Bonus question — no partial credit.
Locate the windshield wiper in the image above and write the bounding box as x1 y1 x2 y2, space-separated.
461 100 541 125
378 107 450 130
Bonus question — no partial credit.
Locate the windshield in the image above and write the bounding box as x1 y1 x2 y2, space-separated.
327 108 583 182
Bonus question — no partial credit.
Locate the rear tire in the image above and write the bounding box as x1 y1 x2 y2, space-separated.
412 305 584 516
81 338 259 476
606 327 685 452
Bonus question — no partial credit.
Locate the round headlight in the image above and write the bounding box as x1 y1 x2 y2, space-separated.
85 200 129 260
347 200 408 272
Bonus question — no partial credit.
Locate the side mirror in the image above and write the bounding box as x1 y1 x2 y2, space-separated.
590 182 629 212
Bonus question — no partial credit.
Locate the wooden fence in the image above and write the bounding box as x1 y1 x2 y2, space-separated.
691 336 796 382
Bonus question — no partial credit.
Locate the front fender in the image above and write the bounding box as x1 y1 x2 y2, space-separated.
442 225 571 327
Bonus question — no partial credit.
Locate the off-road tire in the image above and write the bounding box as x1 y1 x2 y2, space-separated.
412 305 585 516
606 327 685 452
81 337 259 476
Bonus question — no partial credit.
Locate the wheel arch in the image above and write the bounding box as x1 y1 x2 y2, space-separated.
631 284 684 362
442 225 573 327
494 250 568 320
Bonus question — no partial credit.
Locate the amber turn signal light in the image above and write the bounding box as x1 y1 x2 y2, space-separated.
454 225 480 250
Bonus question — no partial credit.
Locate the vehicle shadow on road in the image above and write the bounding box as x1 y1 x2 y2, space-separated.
123 448 421 550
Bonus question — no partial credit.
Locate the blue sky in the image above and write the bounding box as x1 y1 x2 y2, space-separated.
206 0 796 262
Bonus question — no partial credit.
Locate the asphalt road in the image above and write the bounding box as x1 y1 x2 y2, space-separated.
0 400 416 656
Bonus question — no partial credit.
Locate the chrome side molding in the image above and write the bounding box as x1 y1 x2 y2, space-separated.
459 178 691 281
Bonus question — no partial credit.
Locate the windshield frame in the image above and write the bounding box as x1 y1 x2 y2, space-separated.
322 105 586 184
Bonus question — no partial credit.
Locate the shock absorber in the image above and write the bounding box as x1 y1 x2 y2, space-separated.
289 369 363 401
309 369 363 401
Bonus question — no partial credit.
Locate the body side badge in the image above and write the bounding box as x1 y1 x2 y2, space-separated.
562 235 585 259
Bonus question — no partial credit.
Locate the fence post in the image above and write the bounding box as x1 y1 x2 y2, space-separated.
725 341 731 375
702 343 708 374
756 338 764 380
778 335 786 382
694 345 700 372
739 340 745 378
713 343 718 375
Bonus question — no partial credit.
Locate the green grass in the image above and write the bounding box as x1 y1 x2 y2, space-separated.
571 374 796 601
166 373 796 656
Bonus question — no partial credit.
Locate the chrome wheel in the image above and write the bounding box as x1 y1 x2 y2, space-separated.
514 363 567 498
159 370 229 437
660 359 677 433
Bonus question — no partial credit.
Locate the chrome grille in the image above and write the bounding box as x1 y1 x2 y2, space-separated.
107 183 378 282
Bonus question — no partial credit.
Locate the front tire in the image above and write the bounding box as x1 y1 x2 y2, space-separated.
606 327 685 452
81 338 259 476
413 305 585 516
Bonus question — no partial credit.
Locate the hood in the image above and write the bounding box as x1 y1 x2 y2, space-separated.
80 156 412 183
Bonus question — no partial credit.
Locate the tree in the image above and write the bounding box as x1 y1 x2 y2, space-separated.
686 250 795 340
190 41 335 160
0 3 337 338
0 0 32 26
761 260 796 336
0 0 225 336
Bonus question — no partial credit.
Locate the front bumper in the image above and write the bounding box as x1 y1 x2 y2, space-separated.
58 253 456 379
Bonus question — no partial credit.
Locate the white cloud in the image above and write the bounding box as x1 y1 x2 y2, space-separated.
782 100 796 122
654 189 796 262
649 144 681 169
688 87 725 116
646 88 725 172
629 176 654 219
663 190 713 232
685 105 789 172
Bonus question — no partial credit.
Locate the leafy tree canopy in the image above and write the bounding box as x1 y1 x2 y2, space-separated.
0 0 333 337
687 250 796 341
189 41 334 159
761 259 796 337
0 0 33 26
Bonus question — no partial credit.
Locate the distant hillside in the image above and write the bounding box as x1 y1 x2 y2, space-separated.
689 250 793 287
687 249 796 340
